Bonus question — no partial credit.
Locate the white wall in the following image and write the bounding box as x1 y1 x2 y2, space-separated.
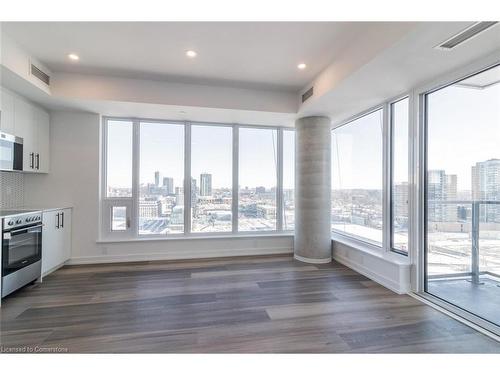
24 111 293 264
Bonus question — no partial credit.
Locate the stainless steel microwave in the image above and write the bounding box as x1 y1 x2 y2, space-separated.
0 132 23 171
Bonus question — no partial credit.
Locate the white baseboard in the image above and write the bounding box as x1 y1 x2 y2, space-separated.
67 246 293 265
333 252 406 294
332 239 411 294
294 254 332 264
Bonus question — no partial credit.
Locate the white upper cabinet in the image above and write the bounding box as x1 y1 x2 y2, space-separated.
34 106 50 173
3 87 50 173
0 88 15 134
14 97 37 171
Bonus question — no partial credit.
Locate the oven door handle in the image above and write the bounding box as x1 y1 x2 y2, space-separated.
9 224 43 235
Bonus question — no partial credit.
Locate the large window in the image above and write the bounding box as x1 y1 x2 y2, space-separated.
283 130 295 231
424 64 500 327
102 119 292 238
390 98 410 254
191 124 232 233
106 120 133 197
331 109 384 245
238 127 278 232
139 122 184 235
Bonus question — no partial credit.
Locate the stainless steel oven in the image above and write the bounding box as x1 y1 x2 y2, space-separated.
0 131 23 172
1 211 42 298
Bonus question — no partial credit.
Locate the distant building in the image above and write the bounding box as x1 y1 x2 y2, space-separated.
191 178 198 200
154 171 160 187
472 159 500 222
175 187 184 206
200 173 212 196
394 182 409 220
427 170 457 222
170 206 184 224
139 199 161 218
163 177 174 195
255 186 266 194
256 204 276 220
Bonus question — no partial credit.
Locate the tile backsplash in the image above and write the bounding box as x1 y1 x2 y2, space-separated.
0 171 25 208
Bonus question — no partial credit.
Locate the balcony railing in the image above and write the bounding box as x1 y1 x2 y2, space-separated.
428 200 500 285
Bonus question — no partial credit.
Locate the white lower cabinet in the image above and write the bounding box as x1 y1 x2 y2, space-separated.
42 209 72 276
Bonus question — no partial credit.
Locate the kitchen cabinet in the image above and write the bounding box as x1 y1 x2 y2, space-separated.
42 208 72 276
0 88 15 134
14 97 37 171
34 106 50 173
1 86 50 173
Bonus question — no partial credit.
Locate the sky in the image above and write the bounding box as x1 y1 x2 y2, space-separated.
427 83 500 191
107 122 294 191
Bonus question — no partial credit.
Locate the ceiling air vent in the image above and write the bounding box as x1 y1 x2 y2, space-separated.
435 21 498 50
30 63 51 86
301 86 314 103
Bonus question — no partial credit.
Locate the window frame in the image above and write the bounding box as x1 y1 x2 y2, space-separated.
100 117 294 240
389 96 411 256
416 60 500 337
237 124 281 234
189 121 234 234
331 105 386 249
331 95 412 258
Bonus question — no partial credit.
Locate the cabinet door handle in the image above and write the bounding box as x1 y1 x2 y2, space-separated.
30 152 34 169
61 212 64 228
56 213 60 229
36 153 40 170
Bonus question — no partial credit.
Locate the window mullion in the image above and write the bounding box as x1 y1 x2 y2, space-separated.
277 128 284 232
383 103 391 253
232 125 239 233
184 121 192 235
132 120 140 238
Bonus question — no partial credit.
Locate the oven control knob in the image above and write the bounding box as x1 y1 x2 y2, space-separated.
37 216 41 220
8 220 14 226
16 219 22 224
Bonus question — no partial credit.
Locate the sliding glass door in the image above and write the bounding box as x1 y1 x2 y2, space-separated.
424 64 500 329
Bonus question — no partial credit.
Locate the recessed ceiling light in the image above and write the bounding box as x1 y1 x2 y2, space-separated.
297 63 307 70
186 50 197 58
68 53 79 61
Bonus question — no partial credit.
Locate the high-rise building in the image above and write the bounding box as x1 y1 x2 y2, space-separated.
472 159 500 222
200 173 212 196
175 187 184 206
154 171 160 187
163 177 174 195
427 170 457 222
394 182 409 219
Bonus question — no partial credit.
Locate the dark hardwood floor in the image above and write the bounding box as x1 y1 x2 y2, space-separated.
1 254 499 353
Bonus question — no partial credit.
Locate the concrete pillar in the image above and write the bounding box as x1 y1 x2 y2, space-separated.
294 116 332 264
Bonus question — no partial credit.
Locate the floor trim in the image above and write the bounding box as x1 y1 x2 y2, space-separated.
67 246 293 265
293 254 332 264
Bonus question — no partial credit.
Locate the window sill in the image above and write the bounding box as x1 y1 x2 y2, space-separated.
332 232 410 266
97 232 294 244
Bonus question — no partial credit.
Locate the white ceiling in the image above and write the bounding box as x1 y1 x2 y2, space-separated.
300 22 500 124
1 21 414 91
